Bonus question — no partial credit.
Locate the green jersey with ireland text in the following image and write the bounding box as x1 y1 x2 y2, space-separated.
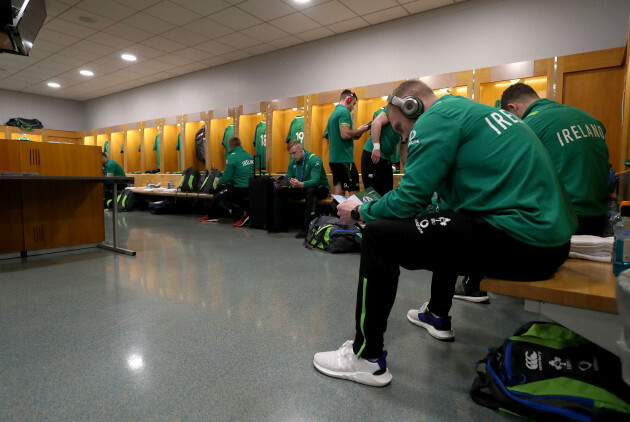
253 120 267 168
523 98 609 217
361 95 577 247
218 145 253 188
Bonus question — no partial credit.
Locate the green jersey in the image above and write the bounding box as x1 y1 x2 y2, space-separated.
253 121 267 168
326 105 354 163
363 106 402 161
153 134 160 168
286 115 305 144
286 150 330 190
523 98 609 217
103 158 125 177
361 95 577 247
218 145 253 188
222 124 234 153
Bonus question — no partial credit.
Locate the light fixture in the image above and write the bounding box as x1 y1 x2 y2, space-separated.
121 54 137 61
294 0 311 3
381 96 388 101
47 82 60 88
257 112 261 116
292 107 297 111
80 70 94 76
199 120 204 123
510 78 522 84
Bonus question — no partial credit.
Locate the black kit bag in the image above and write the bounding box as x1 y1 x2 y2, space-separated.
178 167 200 192
5 117 43 131
470 321 630 421
149 200 174 214
107 189 135 212
248 155 275 230
304 215 362 253
195 126 206 163
198 168 222 194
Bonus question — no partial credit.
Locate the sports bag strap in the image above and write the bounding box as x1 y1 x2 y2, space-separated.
469 363 502 411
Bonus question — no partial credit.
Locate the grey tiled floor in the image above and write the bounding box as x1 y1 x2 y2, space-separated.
0 211 531 421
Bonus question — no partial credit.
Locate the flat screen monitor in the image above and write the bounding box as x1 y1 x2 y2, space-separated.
0 0 46 56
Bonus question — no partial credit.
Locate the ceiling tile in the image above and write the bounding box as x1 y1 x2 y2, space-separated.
242 43 276 55
153 53 197 66
122 12 177 35
362 6 409 25
124 44 166 61
56 7 117 30
237 0 295 21
241 23 290 42
112 0 163 10
278 0 330 10
141 36 184 53
101 22 155 42
207 7 263 31
44 18 99 38
172 46 216 61
74 0 137 21
36 28 82 46
402 0 455 14
301 1 357 26
186 17 234 38
45 1 75 18
215 32 260 49
144 1 201 26
45 53 88 68
199 56 230 67
296 26 336 42
267 35 303 49
170 0 232 16
86 31 136 49
269 13 321 35
340 0 400 15
326 17 368 34
194 40 236 55
72 39 116 56
160 27 210 46
56 45 104 61
221 50 253 61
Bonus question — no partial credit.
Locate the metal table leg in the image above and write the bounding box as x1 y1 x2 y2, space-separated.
99 181 136 256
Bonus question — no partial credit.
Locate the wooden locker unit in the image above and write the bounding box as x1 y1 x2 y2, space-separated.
143 125 160 173
475 59 553 106
556 47 626 172
237 103 267 160
110 131 124 170
210 117 233 172
0 139 24 253
270 99 305 174
162 123 180 174
309 90 341 174
9 126 42 142
184 119 205 171
125 128 142 173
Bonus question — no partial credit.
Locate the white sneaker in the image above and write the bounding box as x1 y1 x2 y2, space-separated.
313 340 392 387
407 302 455 341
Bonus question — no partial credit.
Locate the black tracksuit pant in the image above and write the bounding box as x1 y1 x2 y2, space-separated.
352 212 570 359
209 185 248 220
275 186 329 230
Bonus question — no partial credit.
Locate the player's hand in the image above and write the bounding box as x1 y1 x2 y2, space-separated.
290 178 303 188
337 200 358 224
371 148 381 164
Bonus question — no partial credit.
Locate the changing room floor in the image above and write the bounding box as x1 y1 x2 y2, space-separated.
0 210 535 421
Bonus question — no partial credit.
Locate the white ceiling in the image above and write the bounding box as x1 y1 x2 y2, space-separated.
0 0 467 101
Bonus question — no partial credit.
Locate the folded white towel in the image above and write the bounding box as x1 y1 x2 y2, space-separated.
568 251 611 262
571 235 613 248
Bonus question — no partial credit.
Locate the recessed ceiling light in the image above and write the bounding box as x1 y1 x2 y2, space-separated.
121 54 137 61
80 70 94 76
47 82 60 88
294 0 311 3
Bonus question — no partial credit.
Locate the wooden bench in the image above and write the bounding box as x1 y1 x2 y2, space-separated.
480 258 621 356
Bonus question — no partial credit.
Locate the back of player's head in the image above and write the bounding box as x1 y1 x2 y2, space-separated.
501 83 539 110
391 80 434 100
228 136 241 149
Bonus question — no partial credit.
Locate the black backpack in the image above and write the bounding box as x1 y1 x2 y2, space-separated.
304 215 362 253
198 168 222 194
5 117 43 131
178 167 200 192
107 189 135 212
471 321 630 421
195 126 206 163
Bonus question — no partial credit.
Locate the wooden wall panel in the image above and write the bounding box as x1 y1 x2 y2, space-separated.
0 181 24 254
21 181 104 251
562 67 625 171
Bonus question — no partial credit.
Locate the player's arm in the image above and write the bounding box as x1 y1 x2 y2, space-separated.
340 123 369 140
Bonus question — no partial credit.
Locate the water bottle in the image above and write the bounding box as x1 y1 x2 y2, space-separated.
146 179 150 187
602 194 619 237
167 180 173 189
612 202 630 276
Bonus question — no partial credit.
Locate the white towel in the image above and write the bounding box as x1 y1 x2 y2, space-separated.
569 235 613 262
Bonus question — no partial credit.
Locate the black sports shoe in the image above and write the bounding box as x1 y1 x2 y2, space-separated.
453 276 490 303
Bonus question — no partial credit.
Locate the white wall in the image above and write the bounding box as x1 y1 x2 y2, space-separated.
4 0 629 132
0 89 85 131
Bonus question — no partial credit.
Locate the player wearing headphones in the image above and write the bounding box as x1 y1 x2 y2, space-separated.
312 80 577 387
325 89 370 196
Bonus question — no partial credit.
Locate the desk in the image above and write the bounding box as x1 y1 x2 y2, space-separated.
0 175 135 256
